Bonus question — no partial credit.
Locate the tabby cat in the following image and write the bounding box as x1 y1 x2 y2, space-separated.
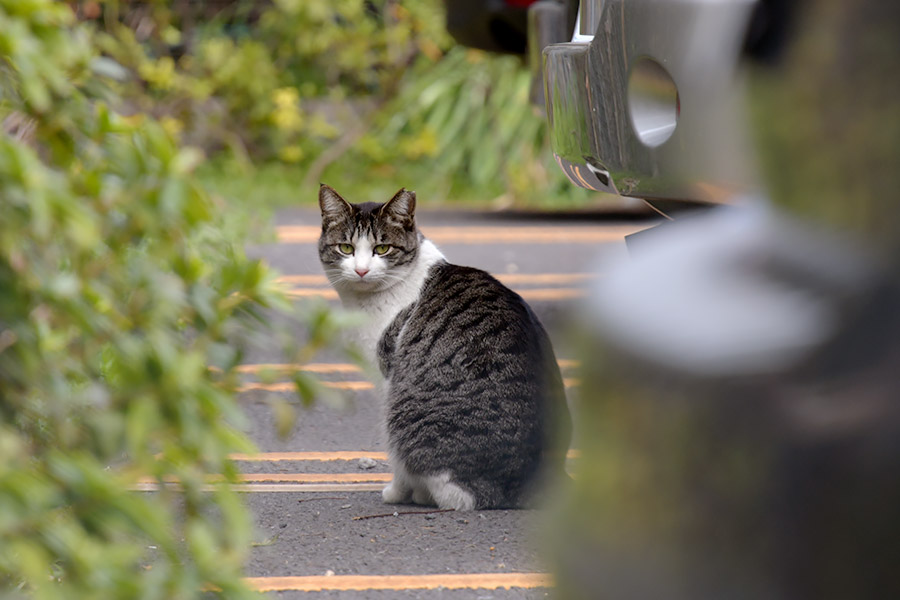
318 184 570 510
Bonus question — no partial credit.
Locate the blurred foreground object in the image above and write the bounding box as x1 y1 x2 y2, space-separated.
558 0 900 598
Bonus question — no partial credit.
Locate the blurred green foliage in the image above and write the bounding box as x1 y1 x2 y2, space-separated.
347 46 588 206
87 0 594 208
0 0 344 597
92 0 448 165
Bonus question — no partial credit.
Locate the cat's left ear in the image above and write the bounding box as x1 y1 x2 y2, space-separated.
319 184 353 220
380 188 416 221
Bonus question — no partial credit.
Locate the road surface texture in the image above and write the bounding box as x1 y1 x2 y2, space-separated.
236 205 657 598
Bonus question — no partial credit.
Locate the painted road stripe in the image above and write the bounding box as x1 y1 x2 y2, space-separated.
137 473 391 485
229 450 582 462
275 273 598 286
237 359 580 375
241 473 390 483
244 572 552 592
513 288 584 301
132 482 385 493
239 378 580 393
242 360 579 373
285 287 585 301
277 225 643 244
135 458 581 492
285 287 338 299
241 473 389 483
232 450 389 461
273 274 330 285
237 362 362 374
239 381 372 392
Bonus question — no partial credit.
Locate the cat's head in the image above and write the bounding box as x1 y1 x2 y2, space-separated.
318 184 421 292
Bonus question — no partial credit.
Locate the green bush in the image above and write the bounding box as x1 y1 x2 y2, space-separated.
350 46 592 207
87 0 594 208
0 1 306 597
94 0 449 165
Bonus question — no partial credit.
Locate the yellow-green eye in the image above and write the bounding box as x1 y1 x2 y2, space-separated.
338 243 354 255
373 244 391 256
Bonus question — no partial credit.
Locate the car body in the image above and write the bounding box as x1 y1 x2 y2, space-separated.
445 0 761 216
538 0 759 215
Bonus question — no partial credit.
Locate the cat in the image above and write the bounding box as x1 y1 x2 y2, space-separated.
317 184 571 510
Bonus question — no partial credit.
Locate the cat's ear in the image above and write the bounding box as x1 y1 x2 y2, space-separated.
380 188 416 221
319 184 353 220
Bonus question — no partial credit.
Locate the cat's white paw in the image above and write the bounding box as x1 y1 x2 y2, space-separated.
382 481 411 504
425 473 476 511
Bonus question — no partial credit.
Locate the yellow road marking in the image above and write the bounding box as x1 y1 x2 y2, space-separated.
240 473 391 483
135 452 584 491
240 379 580 393
277 225 643 245
236 359 581 375
239 381 374 392
275 273 598 286
132 482 385 493
497 272 597 285
287 288 339 299
237 362 362 374
231 450 388 461
230 450 581 462
137 473 392 485
285 287 585 301
273 274 330 285
516 288 585 301
244 572 553 592
276 272 595 302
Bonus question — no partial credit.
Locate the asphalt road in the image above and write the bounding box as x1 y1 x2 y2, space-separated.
236 205 657 597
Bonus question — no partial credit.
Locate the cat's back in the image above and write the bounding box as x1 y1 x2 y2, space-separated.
381 261 552 387
420 262 536 332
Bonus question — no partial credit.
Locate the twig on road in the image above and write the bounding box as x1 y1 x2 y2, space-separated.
353 508 455 521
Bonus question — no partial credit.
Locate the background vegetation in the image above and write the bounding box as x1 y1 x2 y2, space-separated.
85 0 596 209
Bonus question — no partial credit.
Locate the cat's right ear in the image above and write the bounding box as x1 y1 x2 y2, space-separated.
319 184 353 220
380 188 416 222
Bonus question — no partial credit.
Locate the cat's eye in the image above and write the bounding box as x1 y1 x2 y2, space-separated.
373 244 391 256
337 243 354 255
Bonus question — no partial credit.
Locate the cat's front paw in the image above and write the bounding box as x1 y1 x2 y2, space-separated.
382 481 412 504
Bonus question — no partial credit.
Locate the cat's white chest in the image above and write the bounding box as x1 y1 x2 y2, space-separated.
350 286 419 357
336 240 444 362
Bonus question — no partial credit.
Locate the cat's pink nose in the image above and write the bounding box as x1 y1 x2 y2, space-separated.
355 268 369 278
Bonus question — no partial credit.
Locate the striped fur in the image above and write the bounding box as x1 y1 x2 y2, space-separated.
318 185 571 510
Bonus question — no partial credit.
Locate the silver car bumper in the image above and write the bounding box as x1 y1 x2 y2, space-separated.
543 0 758 205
